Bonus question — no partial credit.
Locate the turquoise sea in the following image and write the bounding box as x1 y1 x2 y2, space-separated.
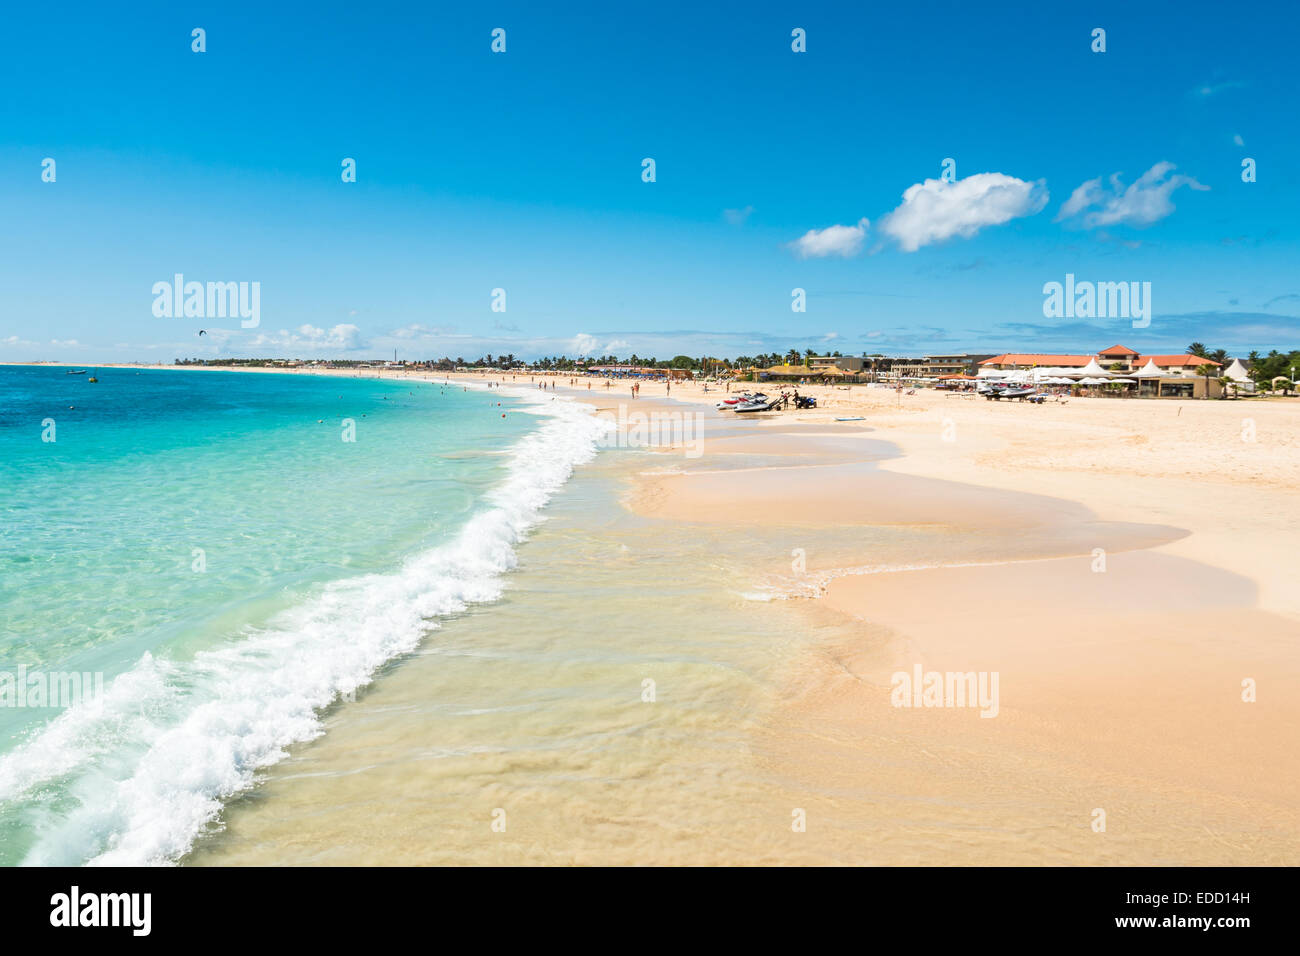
0 366 608 865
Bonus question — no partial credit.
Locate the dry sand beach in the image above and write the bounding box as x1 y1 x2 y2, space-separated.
618 377 1300 864
51 365 1300 864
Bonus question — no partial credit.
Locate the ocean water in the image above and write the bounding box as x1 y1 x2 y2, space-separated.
0 366 609 865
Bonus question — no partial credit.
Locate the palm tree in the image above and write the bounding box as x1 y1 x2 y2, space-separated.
1209 348 1228 364
1194 363 1217 399
1188 342 1209 358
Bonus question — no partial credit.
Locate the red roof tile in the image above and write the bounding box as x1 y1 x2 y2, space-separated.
980 354 1094 366
1146 355 1222 367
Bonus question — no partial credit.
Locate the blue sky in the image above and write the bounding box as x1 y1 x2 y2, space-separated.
2 0 1297 362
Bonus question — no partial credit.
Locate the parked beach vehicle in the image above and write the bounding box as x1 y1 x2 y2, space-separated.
715 392 761 409
733 394 781 413
718 392 769 410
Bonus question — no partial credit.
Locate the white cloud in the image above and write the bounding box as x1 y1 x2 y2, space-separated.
569 333 599 356
879 173 1047 252
789 218 870 258
390 323 459 339
2 335 39 347
1056 161 1208 228
250 323 362 351
723 205 754 225
50 339 80 347
604 338 631 354
1233 133 1245 146
1192 80 1244 98
1055 177 1103 221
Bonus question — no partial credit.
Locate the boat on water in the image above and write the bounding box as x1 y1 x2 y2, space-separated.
66 369 87 375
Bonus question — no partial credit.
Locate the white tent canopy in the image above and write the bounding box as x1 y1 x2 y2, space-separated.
1223 358 1253 383
1133 359 1167 379
1076 358 1112 378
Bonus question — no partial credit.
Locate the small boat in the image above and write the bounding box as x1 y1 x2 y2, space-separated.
66 369 87 375
986 386 1034 400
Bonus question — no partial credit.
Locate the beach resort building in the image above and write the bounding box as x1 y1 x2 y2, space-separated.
585 365 693 380
978 346 1227 399
879 354 996 383
807 355 865 374
979 345 1221 375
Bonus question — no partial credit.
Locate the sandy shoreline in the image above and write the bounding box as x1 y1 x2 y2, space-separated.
608 375 1300 862
26 362 1300 863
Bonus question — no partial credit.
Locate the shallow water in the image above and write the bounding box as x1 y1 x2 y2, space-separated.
0 367 589 865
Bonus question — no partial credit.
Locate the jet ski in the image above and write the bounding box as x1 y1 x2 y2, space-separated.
716 392 761 409
720 392 769 410
734 394 781 413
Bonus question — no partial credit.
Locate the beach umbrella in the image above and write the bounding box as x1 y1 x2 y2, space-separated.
1076 358 1112 378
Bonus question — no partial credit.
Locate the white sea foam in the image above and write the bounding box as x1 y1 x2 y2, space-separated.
739 557 1047 602
1 388 611 866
